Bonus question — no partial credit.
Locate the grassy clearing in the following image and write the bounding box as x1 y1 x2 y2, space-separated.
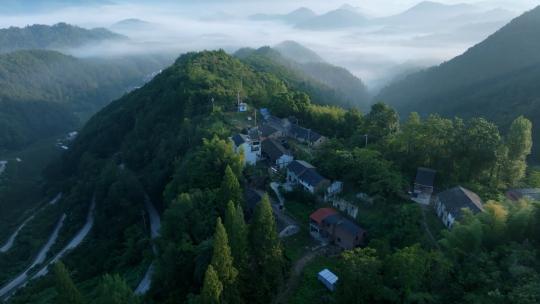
288 256 340 304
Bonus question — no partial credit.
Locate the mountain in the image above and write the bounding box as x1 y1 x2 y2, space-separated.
377 5 540 156
0 50 170 150
378 1 480 25
296 8 367 30
110 18 154 31
0 23 125 53
249 7 317 24
273 41 324 64
235 45 370 110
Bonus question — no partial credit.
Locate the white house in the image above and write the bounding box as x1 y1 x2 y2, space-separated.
261 139 293 169
435 186 484 229
287 160 330 194
231 134 260 166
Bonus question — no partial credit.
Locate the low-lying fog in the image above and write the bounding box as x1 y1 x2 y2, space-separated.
1 0 536 91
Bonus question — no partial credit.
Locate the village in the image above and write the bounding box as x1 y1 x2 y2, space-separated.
226 100 540 295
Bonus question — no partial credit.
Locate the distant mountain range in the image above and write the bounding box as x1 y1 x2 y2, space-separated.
377 5 540 156
235 41 370 110
249 1 516 32
0 23 125 53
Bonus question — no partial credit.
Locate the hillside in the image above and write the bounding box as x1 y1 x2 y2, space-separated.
273 41 324 64
0 50 170 150
0 23 125 53
249 7 316 24
377 5 540 155
296 8 367 30
235 45 370 110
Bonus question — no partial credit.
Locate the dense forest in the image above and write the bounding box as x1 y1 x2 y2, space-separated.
0 49 171 150
377 5 540 158
0 23 124 53
3 50 538 304
235 44 370 110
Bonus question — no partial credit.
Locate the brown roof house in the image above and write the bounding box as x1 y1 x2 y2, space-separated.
412 167 436 205
309 208 366 250
435 186 484 229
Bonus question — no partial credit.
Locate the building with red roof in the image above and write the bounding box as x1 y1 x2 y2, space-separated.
309 208 366 249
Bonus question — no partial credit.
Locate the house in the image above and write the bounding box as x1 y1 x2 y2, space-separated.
334 218 366 250
309 208 367 249
260 108 270 120
435 186 484 229
231 133 260 166
289 124 326 147
412 167 436 205
309 208 338 240
260 124 283 139
261 139 294 169
287 160 330 194
506 188 540 202
318 269 338 292
238 102 248 112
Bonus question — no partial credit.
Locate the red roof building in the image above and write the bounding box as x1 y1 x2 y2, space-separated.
310 208 338 225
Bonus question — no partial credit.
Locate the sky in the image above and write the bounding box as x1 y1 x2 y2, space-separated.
0 0 538 90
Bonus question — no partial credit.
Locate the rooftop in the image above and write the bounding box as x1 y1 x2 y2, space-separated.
262 139 289 162
438 186 484 219
415 167 436 187
318 269 338 285
310 208 338 225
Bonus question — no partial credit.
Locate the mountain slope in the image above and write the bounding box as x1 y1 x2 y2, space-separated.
0 50 169 150
377 5 540 156
249 7 317 24
296 8 367 30
273 41 324 64
235 45 370 109
0 23 125 53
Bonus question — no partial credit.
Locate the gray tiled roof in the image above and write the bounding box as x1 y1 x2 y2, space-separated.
415 167 436 187
287 160 315 176
262 139 289 162
439 186 484 219
290 124 322 142
335 219 365 237
232 134 246 146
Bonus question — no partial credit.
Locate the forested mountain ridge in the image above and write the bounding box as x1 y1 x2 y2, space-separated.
235 45 370 110
377 5 540 157
0 49 170 150
8 50 298 303
0 23 125 53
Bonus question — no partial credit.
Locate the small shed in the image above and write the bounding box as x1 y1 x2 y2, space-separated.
238 102 248 112
318 269 338 291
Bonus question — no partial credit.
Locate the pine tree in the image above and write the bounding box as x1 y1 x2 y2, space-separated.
248 194 285 303
201 265 223 304
53 262 84 304
224 201 248 269
211 217 238 303
95 274 140 304
219 165 243 213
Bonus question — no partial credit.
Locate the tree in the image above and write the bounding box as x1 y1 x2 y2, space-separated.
501 116 532 186
384 245 430 302
365 102 399 140
210 217 238 303
224 201 248 269
248 195 285 303
201 265 223 304
95 274 140 304
53 262 84 304
219 166 243 213
337 248 384 303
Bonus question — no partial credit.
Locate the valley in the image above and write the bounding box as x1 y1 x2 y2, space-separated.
0 1 540 304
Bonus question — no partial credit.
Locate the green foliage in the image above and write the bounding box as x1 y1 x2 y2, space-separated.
201 265 223 304
0 23 124 53
210 218 238 302
94 274 140 304
337 248 383 303
0 49 169 150
53 262 84 304
219 166 243 213
248 195 285 303
224 201 248 270
235 46 370 110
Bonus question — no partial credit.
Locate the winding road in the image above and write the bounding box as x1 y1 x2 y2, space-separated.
0 193 63 253
135 195 161 295
0 214 66 299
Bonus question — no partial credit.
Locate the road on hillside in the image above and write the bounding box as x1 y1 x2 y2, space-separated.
0 214 66 299
135 195 161 295
0 193 62 253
